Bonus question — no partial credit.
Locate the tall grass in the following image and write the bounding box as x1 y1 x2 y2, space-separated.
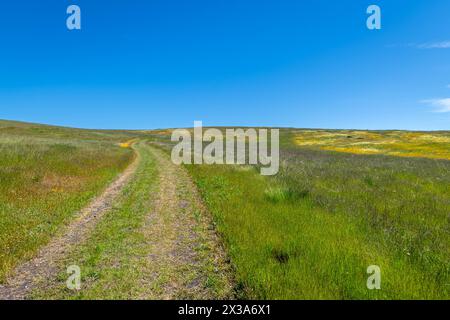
0 121 135 282
179 130 450 299
33 141 159 299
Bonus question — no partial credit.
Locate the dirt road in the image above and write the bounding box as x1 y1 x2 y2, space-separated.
0 146 140 300
0 142 233 300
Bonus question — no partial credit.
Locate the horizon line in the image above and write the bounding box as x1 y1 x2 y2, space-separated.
1 118 449 133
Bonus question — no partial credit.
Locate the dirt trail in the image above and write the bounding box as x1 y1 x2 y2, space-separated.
0 143 233 300
138 146 234 299
0 147 140 300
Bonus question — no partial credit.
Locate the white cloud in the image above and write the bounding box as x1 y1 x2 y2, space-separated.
421 98 450 113
417 41 450 49
386 41 450 49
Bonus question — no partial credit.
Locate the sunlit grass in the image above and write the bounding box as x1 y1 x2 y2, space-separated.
150 128 450 299
2 120 449 299
32 141 159 299
294 130 450 160
0 121 136 282
186 151 449 299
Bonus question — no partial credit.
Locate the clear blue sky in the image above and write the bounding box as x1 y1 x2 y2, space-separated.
0 0 449 130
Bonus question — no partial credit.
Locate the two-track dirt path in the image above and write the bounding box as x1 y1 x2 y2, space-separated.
0 146 141 300
137 146 233 299
0 142 233 300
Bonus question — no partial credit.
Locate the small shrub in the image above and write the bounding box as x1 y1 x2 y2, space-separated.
264 186 309 203
264 187 290 203
271 249 290 264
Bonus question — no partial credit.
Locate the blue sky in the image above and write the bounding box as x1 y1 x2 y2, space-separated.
0 0 449 130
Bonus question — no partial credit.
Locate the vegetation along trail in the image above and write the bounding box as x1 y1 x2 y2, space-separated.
0 143 140 299
135 145 233 299
0 140 233 299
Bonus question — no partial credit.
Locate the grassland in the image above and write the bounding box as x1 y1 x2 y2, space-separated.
294 129 450 160
0 123 233 299
1 120 449 299
30 141 233 299
148 128 450 299
32 141 160 299
0 120 136 282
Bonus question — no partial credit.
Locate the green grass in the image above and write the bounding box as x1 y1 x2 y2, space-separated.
187 159 449 298
2 120 449 299
155 129 450 299
33 141 159 299
0 120 136 282
32 141 234 299
293 129 450 160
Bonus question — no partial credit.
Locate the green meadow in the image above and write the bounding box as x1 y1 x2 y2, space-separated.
149 128 450 299
1 120 449 299
0 120 135 282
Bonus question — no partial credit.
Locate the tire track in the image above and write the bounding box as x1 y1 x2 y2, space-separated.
138 146 234 299
0 146 140 300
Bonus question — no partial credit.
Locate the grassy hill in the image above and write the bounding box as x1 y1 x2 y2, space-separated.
149 127 450 299
1 120 449 299
0 120 138 282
